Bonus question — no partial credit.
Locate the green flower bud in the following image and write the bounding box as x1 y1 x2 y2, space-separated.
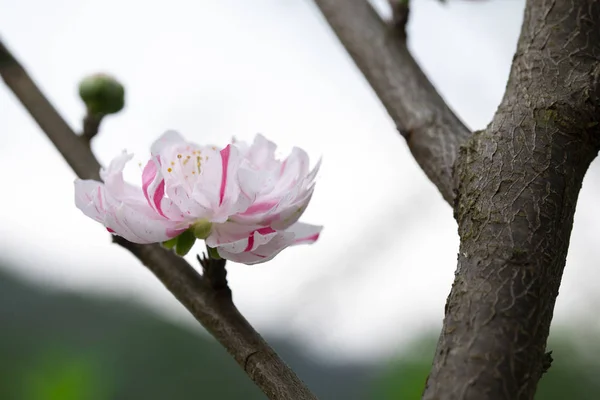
192 219 213 240
78 73 125 115
175 230 196 256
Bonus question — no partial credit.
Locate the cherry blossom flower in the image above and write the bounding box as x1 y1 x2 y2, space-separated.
74 131 321 264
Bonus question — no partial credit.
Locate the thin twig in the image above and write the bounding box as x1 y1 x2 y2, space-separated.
388 0 410 34
0 38 318 400
312 0 471 204
81 113 103 142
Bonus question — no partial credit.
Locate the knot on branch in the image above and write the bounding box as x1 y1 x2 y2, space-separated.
197 252 229 293
542 351 553 375
388 0 410 36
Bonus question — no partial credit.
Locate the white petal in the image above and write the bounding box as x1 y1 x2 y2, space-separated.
268 189 314 230
100 151 142 202
108 199 182 243
275 147 310 191
247 134 278 168
74 179 106 223
151 130 186 155
74 180 183 244
285 222 322 245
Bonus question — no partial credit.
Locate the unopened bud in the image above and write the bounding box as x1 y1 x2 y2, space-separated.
78 73 125 116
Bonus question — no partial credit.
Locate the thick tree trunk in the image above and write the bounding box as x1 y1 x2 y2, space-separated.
312 1 600 396
313 0 599 397
423 1 600 399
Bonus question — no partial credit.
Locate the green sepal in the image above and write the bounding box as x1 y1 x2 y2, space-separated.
161 237 178 250
192 219 213 240
207 246 221 260
175 230 196 256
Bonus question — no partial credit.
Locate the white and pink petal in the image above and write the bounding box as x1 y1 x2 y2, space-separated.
99 151 145 203
216 230 294 265
213 227 278 254
214 222 321 265
106 200 184 243
75 179 184 244
141 157 184 221
74 180 107 223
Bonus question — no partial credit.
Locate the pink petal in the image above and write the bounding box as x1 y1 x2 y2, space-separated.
142 158 167 218
219 145 231 206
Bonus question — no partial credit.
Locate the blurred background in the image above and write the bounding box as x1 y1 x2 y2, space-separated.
1 0 600 398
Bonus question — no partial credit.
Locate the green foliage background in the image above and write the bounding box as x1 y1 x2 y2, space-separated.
1 265 598 399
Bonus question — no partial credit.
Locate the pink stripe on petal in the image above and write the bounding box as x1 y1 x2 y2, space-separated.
153 180 166 218
243 227 275 252
244 232 255 252
142 159 167 218
240 201 278 216
107 228 115 233
219 146 231 206
142 160 157 205
279 159 287 177
294 232 320 244
256 227 276 235
97 187 104 211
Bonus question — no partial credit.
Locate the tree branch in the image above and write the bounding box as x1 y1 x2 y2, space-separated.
0 38 317 400
311 0 471 204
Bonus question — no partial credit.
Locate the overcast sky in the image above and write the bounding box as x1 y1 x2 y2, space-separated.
1 0 599 363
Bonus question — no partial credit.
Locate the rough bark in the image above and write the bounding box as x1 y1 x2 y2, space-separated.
314 0 600 399
424 0 600 398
